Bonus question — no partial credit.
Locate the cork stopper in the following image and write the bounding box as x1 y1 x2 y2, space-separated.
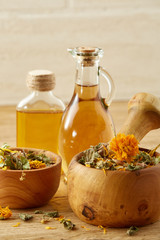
26 70 55 91
77 47 96 53
77 47 98 67
68 47 104 67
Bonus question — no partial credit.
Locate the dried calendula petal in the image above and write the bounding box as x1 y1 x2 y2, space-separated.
12 222 21 227
2 166 7 171
98 225 107 234
29 160 46 169
81 226 90 231
0 206 12 220
45 226 56 230
54 215 64 221
19 213 33 221
103 228 107 234
41 219 46 224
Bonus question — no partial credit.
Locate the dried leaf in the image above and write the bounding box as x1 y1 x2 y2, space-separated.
34 210 44 214
19 213 33 221
44 211 59 218
60 218 75 230
127 226 139 236
149 144 160 157
40 215 51 224
1 143 10 149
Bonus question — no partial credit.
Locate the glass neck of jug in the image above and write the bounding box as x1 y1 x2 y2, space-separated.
75 59 99 86
68 47 103 87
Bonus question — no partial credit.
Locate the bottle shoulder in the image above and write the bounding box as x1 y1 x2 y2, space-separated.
17 91 65 111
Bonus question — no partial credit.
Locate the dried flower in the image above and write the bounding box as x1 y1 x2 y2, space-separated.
0 206 12 220
109 133 139 162
29 160 46 169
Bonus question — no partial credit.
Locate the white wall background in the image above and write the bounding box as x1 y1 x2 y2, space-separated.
0 0 160 105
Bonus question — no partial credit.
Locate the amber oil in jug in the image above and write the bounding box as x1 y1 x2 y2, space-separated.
58 47 115 174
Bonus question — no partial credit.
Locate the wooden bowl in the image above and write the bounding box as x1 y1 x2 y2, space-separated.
0 147 61 209
67 149 160 227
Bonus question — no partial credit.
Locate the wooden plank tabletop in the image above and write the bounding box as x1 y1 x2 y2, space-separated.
0 102 160 240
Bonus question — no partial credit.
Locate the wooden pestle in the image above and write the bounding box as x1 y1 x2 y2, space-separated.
120 92 160 141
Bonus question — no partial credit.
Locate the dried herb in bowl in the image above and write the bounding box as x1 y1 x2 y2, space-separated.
78 133 160 171
0 144 54 170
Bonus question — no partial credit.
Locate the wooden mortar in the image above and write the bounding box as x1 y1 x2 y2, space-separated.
0 147 61 209
67 92 160 227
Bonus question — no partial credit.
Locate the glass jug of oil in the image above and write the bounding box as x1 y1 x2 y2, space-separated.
58 47 115 174
17 69 65 154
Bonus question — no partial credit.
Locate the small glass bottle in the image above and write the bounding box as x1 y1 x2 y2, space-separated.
59 47 115 174
16 69 65 154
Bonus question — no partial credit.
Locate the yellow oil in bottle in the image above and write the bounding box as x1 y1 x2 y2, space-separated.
58 84 115 174
17 110 63 154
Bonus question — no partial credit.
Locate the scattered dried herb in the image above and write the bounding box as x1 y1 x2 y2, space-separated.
19 213 33 221
34 210 59 222
127 226 139 236
34 210 44 214
44 211 59 218
78 134 160 171
40 215 52 224
60 218 75 230
19 171 26 181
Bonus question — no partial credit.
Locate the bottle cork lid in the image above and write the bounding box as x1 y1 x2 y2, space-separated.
77 47 96 53
26 70 55 91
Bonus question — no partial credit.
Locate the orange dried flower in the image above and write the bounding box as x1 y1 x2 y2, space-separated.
109 133 139 163
0 206 12 220
29 160 46 169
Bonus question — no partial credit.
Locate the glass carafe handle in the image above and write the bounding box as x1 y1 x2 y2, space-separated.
98 66 115 105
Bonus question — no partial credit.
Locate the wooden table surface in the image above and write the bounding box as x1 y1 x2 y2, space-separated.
0 102 160 240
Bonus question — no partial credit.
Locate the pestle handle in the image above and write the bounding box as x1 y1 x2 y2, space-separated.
120 92 160 141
